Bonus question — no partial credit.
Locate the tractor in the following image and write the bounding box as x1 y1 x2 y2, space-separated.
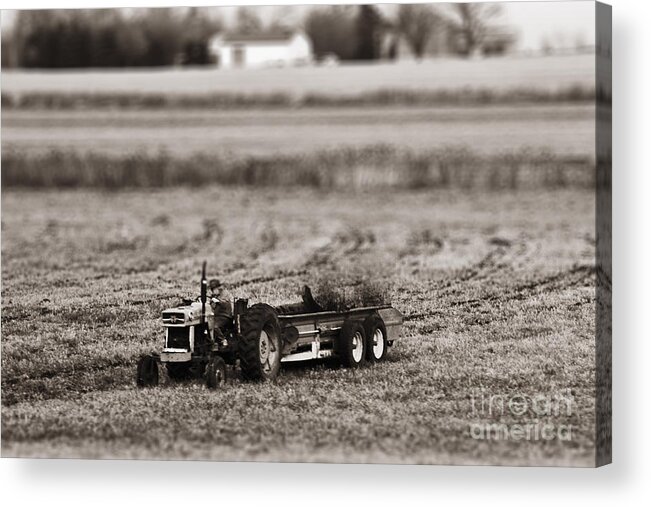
136 262 403 389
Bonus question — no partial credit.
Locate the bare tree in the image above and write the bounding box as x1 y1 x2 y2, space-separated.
397 4 440 59
268 6 297 31
450 2 502 57
235 7 263 34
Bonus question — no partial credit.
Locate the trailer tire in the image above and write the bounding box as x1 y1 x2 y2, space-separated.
338 320 366 368
239 304 282 381
136 355 159 387
166 362 192 381
364 314 388 362
206 356 227 389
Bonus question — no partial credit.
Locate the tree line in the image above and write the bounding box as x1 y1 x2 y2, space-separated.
2 8 221 68
2 4 503 68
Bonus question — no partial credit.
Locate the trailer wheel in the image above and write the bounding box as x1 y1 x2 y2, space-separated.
206 356 227 389
239 304 282 381
136 355 159 387
338 320 366 368
166 363 192 381
364 315 388 362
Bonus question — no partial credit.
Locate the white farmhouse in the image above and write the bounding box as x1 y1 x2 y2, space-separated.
209 30 313 69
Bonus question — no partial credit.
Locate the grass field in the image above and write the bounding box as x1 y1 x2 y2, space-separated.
1 187 596 465
1 145 595 190
1 105 595 157
1 54 595 96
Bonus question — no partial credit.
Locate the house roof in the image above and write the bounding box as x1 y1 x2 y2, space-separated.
221 29 297 44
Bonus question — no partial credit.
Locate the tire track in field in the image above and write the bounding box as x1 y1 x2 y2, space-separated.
447 263 594 307
417 233 543 296
226 268 310 289
393 239 526 326
305 226 376 268
228 226 377 289
454 244 510 283
403 264 594 322
424 243 511 294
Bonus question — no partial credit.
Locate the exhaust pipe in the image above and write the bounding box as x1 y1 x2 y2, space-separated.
200 261 208 339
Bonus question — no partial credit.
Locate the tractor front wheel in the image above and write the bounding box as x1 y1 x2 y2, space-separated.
239 304 282 381
136 355 159 387
206 356 227 389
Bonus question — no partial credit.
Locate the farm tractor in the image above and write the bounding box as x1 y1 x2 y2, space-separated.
136 262 403 389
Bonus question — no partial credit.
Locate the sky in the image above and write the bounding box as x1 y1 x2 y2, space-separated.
1 1 596 53
501 1 595 51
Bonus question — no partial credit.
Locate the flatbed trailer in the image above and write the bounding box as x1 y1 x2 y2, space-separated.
277 305 404 363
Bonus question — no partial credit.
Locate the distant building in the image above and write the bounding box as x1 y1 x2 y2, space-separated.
209 30 313 69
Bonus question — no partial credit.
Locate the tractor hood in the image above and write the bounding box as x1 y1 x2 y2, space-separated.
162 300 214 326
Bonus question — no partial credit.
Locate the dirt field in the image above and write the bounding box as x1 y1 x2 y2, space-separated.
1 104 595 157
1 54 595 96
1 186 596 465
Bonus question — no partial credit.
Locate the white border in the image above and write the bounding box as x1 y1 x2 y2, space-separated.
1 0 650 505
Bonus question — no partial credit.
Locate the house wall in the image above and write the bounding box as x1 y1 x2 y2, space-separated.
211 33 312 69
236 43 289 68
288 33 312 64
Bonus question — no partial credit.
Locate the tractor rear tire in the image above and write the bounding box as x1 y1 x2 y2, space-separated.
338 320 366 368
239 303 282 381
364 314 388 362
206 356 227 389
136 355 159 387
166 362 192 382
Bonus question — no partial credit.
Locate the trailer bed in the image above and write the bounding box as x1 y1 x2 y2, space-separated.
277 305 404 363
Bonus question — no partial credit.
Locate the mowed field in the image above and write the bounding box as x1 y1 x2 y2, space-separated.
2 105 595 157
1 187 596 465
1 54 595 96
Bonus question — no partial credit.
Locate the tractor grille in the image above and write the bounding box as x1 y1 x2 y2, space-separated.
167 326 190 349
162 312 185 325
